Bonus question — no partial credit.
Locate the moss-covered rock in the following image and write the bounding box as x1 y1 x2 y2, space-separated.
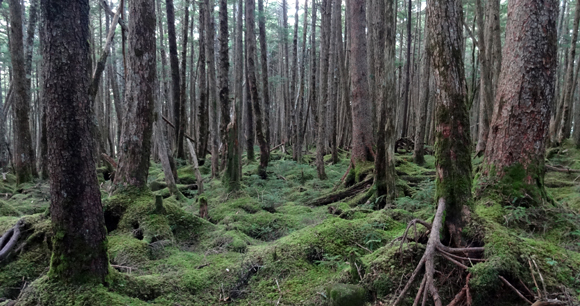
326 283 367 306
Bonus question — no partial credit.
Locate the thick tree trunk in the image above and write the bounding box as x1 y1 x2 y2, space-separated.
246 0 269 178
428 0 472 247
328 0 340 164
401 0 412 137
9 0 37 184
166 0 184 158
348 0 375 165
42 0 108 282
484 0 557 201
375 0 397 207
114 0 157 191
294 0 309 163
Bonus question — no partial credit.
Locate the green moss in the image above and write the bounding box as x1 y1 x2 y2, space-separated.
326 283 367 306
0 200 21 216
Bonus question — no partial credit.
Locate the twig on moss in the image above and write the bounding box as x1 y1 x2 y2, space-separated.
528 259 542 299
531 258 548 298
355 242 372 254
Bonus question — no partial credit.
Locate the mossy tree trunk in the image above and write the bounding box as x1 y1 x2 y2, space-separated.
9 0 37 185
348 0 375 168
114 0 157 192
42 0 108 283
246 0 269 178
428 0 472 247
483 0 557 201
197 0 209 165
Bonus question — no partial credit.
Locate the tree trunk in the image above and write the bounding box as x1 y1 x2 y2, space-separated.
179 0 190 158
483 0 557 201
428 0 472 247
258 0 271 149
246 0 269 178
401 0 412 137
166 0 184 158
375 0 397 207
558 0 580 143
9 0 36 184
348 0 375 166
413 18 431 165
328 0 340 164
198 0 209 165
114 0 157 191
474 0 494 155
42 0 108 282
206 0 219 178
294 0 309 163
315 0 331 180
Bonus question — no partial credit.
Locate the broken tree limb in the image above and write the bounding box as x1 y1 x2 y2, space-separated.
186 138 204 194
307 177 373 206
101 153 118 169
89 3 122 102
162 115 196 143
545 165 580 173
100 0 128 32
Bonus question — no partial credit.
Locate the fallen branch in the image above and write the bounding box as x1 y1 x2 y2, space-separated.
111 264 137 274
332 164 352 192
162 115 196 143
448 273 471 306
270 143 285 152
186 138 204 194
307 177 373 206
499 275 533 305
545 165 580 173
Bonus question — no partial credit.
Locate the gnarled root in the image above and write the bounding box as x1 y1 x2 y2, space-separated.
0 219 24 261
392 198 484 306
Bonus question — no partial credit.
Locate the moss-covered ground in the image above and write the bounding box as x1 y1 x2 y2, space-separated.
1 144 579 305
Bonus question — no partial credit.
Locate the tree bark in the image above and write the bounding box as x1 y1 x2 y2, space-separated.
198 0 210 164
114 0 157 190
328 0 340 164
42 0 108 282
375 0 397 207
428 0 472 246
206 0 219 178
294 0 309 163
316 0 331 180
246 0 269 178
9 0 37 184
166 0 184 158
413 18 431 165
401 0 412 137
179 0 190 159
484 0 557 201
348 0 375 165
258 0 271 149
474 0 494 155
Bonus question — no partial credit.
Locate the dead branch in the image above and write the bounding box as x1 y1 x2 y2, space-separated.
101 153 117 169
307 177 373 206
499 275 533 305
270 143 285 152
332 163 352 192
447 273 472 306
100 0 128 32
162 115 196 143
186 138 204 194
545 165 580 174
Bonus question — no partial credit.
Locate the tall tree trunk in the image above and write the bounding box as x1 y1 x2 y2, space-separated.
413 18 431 165
328 0 340 164
166 0 184 158
401 0 412 137
114 0 157 191
484 0 557 201
9 0 36 184
474 0 494 155
206 0 219 178
42 0 108 282
348 0 375 167
294 0 309 163
428 0 472 246
375 0 397 207
290 0 299 150
198 0 210 164
306 0 317 161
246 0 269 178
315 0 331 180
258 0 271 148
179 0 190 157
558 0 580 143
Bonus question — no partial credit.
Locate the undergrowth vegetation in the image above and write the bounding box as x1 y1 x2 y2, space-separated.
1 144 580 305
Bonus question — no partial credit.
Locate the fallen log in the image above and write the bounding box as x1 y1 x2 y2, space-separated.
307 177 373 206
545 165 580 174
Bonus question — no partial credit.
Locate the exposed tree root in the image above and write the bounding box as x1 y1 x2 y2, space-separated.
307 177 373 206
392 198 485 306
0 219 24 261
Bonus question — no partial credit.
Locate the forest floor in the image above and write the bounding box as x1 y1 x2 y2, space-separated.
1 142 580 306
